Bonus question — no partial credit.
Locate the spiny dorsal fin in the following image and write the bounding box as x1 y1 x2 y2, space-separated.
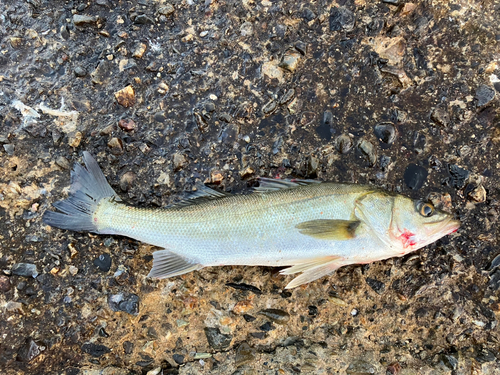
253 177 321 193
296 219 360 240
169 185 232 208
280 256 343 289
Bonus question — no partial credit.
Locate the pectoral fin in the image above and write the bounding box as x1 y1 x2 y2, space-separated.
148 250 202 279
296 219 360 240
281 256 343 289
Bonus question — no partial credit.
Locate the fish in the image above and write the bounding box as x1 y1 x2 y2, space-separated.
42 152 460 289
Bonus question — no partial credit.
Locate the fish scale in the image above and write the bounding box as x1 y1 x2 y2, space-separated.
43 152 460 289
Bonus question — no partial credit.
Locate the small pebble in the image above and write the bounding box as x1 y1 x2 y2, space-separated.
108 137 124 155
404 164 428 190
374 123 396 146
430 105 450 126
17 339 43 362
329 6 355 32
173 153 188 171
120 171 136 192
235 342 256 368
366 277 386 294
262 100 277 115
114 85 136 108
3 144 15 155
73 14 98 27
55 156 71 170
279 49 302 73
158 4 174 16
11 263 38 278
132 43 147 59
0 275 11 292
118 119 136 131
204 327 232 350
357 139 377 166
336 134 353 154
74 66 87 77
448 164 470 189
81 343 111 357
476 85 495 107
93 254 111 272
258 309 290 324
108 293 140 315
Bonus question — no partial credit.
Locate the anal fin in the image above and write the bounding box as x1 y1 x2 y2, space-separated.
148 250 202 279
281 256 343 289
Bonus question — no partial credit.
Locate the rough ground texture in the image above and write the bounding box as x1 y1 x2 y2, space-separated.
1 0 500 374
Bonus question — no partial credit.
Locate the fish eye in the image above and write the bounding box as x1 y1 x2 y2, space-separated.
418 202 434 217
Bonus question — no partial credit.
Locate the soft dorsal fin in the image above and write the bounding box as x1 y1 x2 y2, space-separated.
169 185 232 208
296 219 360 240
280 256 343 289
253 177 321 193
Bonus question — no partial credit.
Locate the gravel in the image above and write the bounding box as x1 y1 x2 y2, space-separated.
1 0 499 373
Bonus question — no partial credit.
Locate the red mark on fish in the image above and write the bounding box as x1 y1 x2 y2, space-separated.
400 230 416 248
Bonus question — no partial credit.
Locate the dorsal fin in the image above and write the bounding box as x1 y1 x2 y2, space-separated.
169 184 232 208
253 177 321 193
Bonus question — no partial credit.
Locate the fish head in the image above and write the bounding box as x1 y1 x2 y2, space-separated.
389 195 460 253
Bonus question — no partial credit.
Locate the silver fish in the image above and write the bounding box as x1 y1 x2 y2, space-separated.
43 152 460 288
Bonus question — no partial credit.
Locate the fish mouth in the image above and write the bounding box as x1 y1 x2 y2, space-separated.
424 217 460 235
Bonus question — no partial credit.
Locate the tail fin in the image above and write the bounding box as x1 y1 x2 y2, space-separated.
43 152 119 232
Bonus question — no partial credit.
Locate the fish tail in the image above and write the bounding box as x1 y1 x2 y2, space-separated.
43 152 119 232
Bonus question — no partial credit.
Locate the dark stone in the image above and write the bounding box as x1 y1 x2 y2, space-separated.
136 357 154 367
302 8 316 21
98 327 109 338
0 275 11 292
250 332 266 339
448 164 470 189
475 85 495 107
374 123 396 147
329 7 355 32
74 66 87 77
488 270 500 290
476 348 496 363
441 354 458 370
235 342 256 368
316 110 333 141
93 254 111 272
173 353 184 364
16 339 43 362
243 314 256 322
259 322 275 331
403 164 428 190
226 282 262 295
258 309 290 324
123 341 134 355
346 359 376 374
11 263 38 278
147 327 158 339
204 327 232 350
367 18 384 36
134 14 154 24
308 306 318 316
366 277 385 294
336 134 353 154
81 343 111 357
430 105 450 126
108 293 140 315
415 307 428 318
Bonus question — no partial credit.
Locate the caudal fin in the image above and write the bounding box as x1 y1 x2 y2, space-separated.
43 152 119 232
